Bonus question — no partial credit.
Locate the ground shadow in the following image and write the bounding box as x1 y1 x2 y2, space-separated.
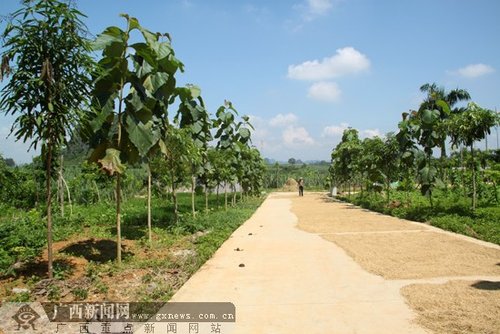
471 281 500 291
60 239 133 263
7 258 76 280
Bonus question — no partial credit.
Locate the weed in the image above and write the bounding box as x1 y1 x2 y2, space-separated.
47 284 61 301
72 287 88 300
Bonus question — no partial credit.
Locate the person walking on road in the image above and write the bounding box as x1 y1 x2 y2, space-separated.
298 177 304 196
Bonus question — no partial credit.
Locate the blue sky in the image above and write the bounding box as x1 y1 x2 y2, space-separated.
1 0 499 163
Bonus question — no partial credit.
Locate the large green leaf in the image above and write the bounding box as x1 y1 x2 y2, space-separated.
98 148 126 175
131 43 156 67
126 117 160 157
93 26 124 50
421 109 439 125
238 127 251 140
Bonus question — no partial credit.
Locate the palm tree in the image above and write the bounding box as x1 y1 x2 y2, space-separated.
419 83 471 158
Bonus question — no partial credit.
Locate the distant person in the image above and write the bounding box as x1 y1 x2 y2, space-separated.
298 178 304 196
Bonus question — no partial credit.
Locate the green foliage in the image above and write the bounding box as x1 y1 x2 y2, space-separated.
263 161 330 190
85 14 183 169
341 190 500 245
0 0 94 150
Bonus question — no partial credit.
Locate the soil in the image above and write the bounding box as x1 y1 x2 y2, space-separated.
0 232 196 302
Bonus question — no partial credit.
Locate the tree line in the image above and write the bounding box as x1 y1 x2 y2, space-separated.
329 83 499 208
0 0 265 278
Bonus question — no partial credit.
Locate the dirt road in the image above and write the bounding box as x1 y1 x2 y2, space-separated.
169 192 500 334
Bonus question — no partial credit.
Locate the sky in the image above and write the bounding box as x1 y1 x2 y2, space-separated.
1 0 499 164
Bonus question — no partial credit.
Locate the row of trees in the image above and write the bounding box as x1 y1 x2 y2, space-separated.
0 0 265 277
329 83 499 208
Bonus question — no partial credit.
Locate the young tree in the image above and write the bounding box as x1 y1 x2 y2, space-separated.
84 15 183 264
174 85 212 216
156 126 198 223
0 0 94 278
420 83 471 158
448 102 499 209
330 128 362 196
213 101 253 209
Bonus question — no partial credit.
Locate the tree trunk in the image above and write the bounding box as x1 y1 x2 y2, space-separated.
147 164 152 244
61 173 72 217
172 183 178 223
232 184 236 206
191 175 196 217
46 144 54 279
205 184 209 213
216 186 219 209
471 144 477 210
460 147 466 198
58 155 64 217
224 182 228 211
116 174 122 265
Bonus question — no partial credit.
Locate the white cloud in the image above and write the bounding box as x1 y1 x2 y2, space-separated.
308 0 333 15
362 128 382 138
322 122 349 137
322 123 382 139
269 113 298 127
288 47 371 81
454 63 495 78
283 126 314 146
307 81 341 102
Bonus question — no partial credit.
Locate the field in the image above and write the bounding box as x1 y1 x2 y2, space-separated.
0 193 263 302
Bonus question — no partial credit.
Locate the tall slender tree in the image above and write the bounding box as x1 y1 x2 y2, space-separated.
85 14 183 264
0 0 94 278
419 83 471 158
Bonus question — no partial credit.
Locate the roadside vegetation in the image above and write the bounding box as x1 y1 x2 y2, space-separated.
0 0 265 302
263 160 330 191
329 83 499 245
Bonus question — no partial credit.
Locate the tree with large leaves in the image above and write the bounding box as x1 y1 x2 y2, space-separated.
174 85 212 216
155 126 198 223
330 128 362 196
0 0 94 278
213 101 253 209
84 14 183 264
448 102 499 209
406 95 452 206
420 83 471 157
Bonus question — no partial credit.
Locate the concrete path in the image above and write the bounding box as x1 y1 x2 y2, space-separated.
170 193 427 334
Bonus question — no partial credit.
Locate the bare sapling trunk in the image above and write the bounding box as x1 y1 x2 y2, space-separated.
147 164 152 244
232 184 236 206
172 182 178 223
58 155 64 217
216 185 220 209
60 173 72 217
116 174 122 265
191 175 196 217
224 182 228 210
205 184 209 213
46 142 53 279
471 144 477 210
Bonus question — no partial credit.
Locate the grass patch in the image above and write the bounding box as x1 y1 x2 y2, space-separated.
339 190 500 245
0 193 264 302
